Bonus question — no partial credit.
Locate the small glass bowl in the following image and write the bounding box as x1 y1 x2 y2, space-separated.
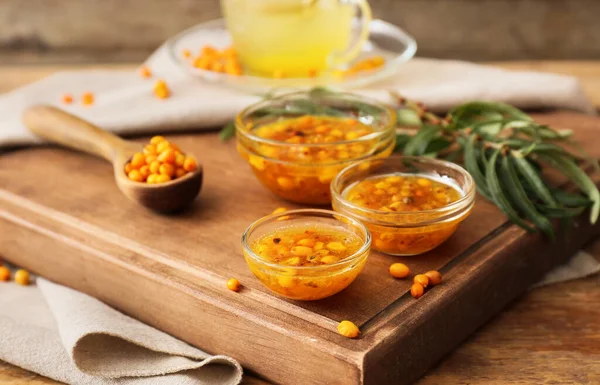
242 209 371 301
236 91 396 204
331 156 475 256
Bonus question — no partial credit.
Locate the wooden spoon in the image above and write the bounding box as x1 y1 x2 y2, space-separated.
23 105 203 213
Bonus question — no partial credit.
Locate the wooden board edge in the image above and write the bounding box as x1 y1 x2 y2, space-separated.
361 214 600 385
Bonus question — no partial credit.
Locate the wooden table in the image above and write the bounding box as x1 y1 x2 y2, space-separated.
1 61 599 385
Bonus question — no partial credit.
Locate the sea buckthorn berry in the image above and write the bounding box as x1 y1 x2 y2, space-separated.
0 266 10 281
155 140 170 153
159 163 176 177
82 92 94 106
143 144 156 155
411 283 424 299
145 155 157 164
337 320 360 338
139 165 151 178
226 278 241 292
62 93 74 104
211 62 225 73
273 70 285 79
149 160 161 174
147 174 158 184
307 69 318 78
128 169 144 182
326 242 347 252
182 49 192 59
175 153 186 167
158 149 176 164
150 136 166 144
176 168 187 178
155 174 171 184
291 246 313 256
139 66 152 78
14 269 30 286
414 274 430 288
389 263 410 279
130 153 146 168
124 163 133 174
154 87 170 99
183 157 197 172
425 270 443 286
193 56 211 70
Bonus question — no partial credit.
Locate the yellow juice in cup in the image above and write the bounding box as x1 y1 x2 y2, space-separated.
221 0 371 78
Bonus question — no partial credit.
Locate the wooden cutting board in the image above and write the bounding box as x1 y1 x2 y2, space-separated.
1 111 599 385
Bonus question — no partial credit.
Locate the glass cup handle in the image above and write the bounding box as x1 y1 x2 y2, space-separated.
327 0 372 69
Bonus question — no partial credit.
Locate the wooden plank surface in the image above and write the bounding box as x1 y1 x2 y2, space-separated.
0 60 598 384
2 0 600 63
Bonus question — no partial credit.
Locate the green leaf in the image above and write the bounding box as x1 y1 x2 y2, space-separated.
536 204 586 218
394 134 412 153
537 153 600 224
486 148 535 232
403 125 440 156
425 137 453 155
396 108 423 127
511 151 557 207
501 154 555 239
219 121 236 142
463 135 491 199
449 101 531 130
551 189 592 207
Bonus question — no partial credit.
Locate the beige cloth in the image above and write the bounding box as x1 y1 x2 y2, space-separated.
0 46 595 147
0 29 599 385
0 278 242 385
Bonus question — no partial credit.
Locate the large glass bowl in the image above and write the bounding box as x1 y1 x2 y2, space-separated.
236 90 396 204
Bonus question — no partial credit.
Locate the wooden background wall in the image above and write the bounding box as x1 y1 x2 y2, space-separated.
1 0 599 64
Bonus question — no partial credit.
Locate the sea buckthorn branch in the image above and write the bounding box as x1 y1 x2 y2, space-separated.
391 91 600 238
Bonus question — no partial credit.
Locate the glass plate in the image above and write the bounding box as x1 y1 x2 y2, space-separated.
166 18 417 93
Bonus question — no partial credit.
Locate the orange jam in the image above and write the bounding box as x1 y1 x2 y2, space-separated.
252 115 374 147
238 115 394 204
344 174 464 255
245 225 368 300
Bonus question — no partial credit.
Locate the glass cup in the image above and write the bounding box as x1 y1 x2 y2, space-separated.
221 0 372 78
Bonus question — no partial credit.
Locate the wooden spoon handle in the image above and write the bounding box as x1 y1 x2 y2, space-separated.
23 105 128 162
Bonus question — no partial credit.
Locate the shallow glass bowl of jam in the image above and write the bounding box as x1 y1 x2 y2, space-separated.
242 209 371 300
331 155 475 256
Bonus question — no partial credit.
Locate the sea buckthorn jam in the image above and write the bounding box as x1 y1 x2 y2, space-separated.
343 174 465 255
345 174 462 212
245 225 368 300
237 115 394 204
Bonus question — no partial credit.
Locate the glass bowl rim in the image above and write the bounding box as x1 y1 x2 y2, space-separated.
331 155 476 227
241 208 372 271
235 90 397 148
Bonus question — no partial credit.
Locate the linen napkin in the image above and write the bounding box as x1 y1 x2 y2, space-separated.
0 277 242 385
1 26 600 385
0 44 595 147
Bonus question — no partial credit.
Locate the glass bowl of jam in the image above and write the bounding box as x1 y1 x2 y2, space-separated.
235 91 396 204
331 155 476 256
242 209 371 300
